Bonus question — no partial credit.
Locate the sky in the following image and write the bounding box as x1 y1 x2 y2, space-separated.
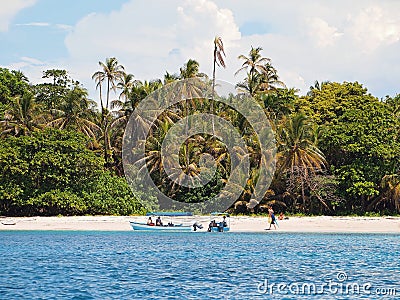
1 0 400 102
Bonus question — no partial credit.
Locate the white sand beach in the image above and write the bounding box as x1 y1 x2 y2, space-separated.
1 215 399 233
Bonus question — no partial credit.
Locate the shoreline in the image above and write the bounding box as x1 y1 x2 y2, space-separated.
1 215 399 233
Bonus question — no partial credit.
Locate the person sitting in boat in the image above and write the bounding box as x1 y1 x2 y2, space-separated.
147 217 155 226
156 216 163 226
207 220 217 232
222 216 228 227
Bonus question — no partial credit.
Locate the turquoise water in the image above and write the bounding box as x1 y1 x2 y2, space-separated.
0 232 398 299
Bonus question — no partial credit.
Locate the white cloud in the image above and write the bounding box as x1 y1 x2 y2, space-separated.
15 22 50 27
307 17 343 47
55 24 73 31
7 0 400 100
347 6 400 51
64 0 241 99
0 0 37 31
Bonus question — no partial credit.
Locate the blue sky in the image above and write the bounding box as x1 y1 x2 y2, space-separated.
1 1 126 67
1 0 400 101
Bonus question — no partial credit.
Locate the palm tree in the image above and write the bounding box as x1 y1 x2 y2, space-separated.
117 73 135 103
257 63 286 93
235 46 270 96
92 58 125 165
110 72 137 122
46 85 100 139
368 174 400 212
1 92 45 136
235 47 285 98
236 46 270 76
211 36 226 137
92 57 125 114
180 59 200 79
179 59 204 170
164 71 179 85
11 70 29 83
212 36 226 90
277 113 327 210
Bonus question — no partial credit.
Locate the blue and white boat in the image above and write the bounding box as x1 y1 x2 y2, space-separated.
130 212 202 231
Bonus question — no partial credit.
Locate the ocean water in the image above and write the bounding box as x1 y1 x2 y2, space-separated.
0 231 398 299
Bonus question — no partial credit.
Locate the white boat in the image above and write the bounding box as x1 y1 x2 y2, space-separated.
129 212 202 232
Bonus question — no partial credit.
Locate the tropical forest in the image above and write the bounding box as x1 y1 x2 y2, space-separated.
1 40 399 216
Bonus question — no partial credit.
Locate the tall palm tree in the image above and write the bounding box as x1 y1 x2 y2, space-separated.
179 59 203 170
235 46 271 96
92 58 125 165
236 47 286 97
211 36 226 137
236 46 270 76
92 57 125 114
212 36 226 91
1 92 45 136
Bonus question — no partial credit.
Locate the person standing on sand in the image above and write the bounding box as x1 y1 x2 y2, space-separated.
267 206 277 230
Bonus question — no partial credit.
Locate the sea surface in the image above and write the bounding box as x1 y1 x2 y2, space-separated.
0 231 398 299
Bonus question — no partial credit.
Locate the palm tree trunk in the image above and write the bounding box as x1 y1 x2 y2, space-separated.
104 119 109 165
301 178 306 211
106 78 110 111
99 84 104 116
211 46 217 138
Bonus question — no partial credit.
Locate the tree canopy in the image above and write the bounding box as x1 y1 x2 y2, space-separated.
1 46 399 216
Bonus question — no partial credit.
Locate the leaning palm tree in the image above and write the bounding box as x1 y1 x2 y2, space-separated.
1 92 46 136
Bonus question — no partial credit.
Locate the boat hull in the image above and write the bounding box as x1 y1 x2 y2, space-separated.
130 222 193 231
209 227 230 232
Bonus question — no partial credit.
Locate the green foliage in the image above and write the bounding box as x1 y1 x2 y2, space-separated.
82 173 145 215
2 59 400 216
298 82 400 213
0 129 143 216
34 69 72 110
0 68 30 105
